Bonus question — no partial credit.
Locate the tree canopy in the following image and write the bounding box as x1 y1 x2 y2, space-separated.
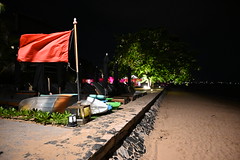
0 2 19 83
113 27 199 85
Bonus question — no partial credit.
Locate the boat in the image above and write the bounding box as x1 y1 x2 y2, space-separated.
18 94 78 113
18 94 113 116
80 96 111 115
87 95 121 110
106 101 121 110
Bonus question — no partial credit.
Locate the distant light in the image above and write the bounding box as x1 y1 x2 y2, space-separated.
11 46 15 49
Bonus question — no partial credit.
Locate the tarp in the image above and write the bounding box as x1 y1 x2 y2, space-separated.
17 30 72 62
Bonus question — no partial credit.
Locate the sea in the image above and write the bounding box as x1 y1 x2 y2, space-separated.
172 82 240 105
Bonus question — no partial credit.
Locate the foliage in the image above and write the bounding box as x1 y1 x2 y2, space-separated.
0 2 5 13
0 2 19 83
33 110 51 124
18 109 36 120
0 106 71 126
114 27 199 85
49 111 71 125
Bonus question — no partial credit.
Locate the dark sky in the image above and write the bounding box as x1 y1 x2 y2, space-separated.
4 0 240 82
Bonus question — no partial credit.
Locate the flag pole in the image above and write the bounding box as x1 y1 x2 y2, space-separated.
73 18 81 102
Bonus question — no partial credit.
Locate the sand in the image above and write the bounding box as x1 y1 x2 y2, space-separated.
140 88 240 160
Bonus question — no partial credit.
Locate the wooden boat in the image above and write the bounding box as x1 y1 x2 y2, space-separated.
19 94 78 113
19 93 114 116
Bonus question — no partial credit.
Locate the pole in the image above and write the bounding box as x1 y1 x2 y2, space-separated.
73 18 81 102
103 53 109 96
127 66 131 86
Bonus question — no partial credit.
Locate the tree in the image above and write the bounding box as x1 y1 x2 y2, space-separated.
0 2 13 83
0 2 20 84
114 27 199 86
0 2 5 13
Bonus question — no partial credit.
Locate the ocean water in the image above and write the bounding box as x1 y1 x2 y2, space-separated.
173 83 240 105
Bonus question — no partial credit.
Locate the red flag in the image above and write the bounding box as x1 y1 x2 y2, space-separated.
17 30 72 62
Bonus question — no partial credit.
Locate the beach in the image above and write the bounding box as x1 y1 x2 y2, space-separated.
140 87 240 160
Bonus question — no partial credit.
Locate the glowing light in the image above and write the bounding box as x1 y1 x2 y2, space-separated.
143 85 150 89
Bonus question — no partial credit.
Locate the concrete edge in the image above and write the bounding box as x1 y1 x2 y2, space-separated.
89 89 167 160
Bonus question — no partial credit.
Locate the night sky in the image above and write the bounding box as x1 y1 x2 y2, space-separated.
3 1 240 82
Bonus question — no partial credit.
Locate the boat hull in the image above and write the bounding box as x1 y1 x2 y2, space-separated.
81 97 109 115
19 94 77 113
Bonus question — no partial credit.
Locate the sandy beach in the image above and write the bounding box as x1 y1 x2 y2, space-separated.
140 87 240 160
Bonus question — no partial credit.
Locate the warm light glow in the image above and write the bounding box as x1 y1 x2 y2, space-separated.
143 85 150 89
